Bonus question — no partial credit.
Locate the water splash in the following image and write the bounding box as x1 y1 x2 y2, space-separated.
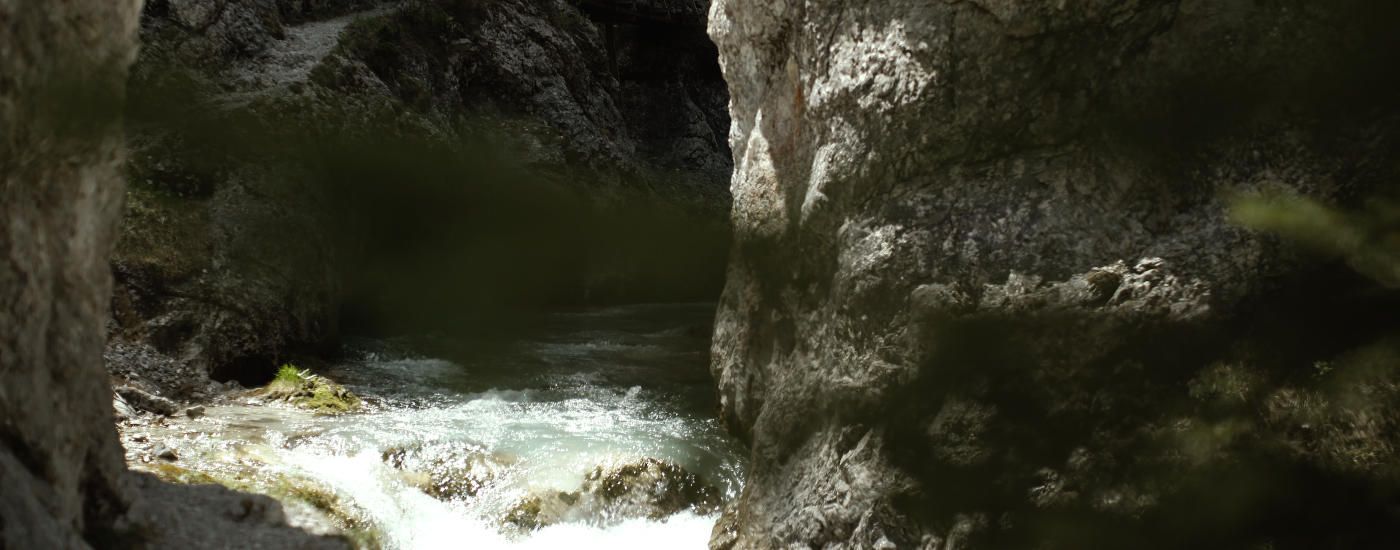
120 304 744 549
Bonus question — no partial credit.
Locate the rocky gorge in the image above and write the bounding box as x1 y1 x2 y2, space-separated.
4 0 1400 548
6 0 738 547
111 0 734 398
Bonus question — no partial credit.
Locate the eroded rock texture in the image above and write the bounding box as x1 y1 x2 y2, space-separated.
709 1 1400 548
0 1 143 545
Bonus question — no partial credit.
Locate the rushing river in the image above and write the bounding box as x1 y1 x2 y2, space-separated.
120 304 745 549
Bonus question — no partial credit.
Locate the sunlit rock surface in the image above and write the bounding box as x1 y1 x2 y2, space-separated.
708 0 1400 547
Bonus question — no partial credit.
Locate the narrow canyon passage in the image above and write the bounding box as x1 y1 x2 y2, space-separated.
6 0 1400 549
100 0 742 547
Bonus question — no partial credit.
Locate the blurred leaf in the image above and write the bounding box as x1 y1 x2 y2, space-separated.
1230 192 1400 287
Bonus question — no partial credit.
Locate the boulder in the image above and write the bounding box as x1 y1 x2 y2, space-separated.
116 385 181 416
580 457 721 519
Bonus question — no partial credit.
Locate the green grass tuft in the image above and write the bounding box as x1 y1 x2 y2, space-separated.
259 364 361 415
275 364 307 384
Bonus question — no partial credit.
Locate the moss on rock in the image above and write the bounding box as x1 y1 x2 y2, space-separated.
273 478 384 550
257 365 362 414
144 463 224 486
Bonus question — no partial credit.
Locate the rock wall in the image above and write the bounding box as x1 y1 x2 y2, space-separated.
709 0 1400 548
1 3 345 547
0 1 143 545
112 0 732 395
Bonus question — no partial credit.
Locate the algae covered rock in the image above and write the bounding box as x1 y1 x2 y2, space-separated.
256 365 361 414
274 477 383 549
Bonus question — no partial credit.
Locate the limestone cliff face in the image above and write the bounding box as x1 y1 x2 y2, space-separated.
0 1 143 545
709 1 1400 548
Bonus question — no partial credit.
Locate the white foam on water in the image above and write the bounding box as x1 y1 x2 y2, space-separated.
518 514 716 550
121 304 743 550
274 435 722 550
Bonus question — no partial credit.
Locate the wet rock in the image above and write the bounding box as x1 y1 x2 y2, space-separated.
503 458 720 531
381 442 513 502
414 455 506 502
154 444 180 462
581 458 721 519
117 385 181 416
144 463 219 486
272 476 382 546
502 492 579 531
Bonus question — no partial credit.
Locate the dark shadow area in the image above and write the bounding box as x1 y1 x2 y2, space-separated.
210 355 281 387
319 136 732 342
878 257 1400 549
110 0 734 381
